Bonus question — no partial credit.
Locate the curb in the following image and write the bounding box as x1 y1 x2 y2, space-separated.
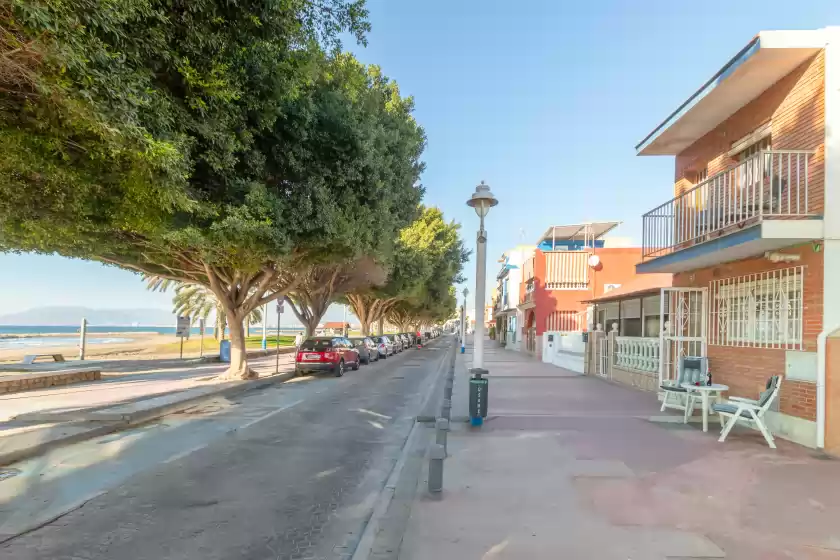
0 372 295 467
351 338 454 560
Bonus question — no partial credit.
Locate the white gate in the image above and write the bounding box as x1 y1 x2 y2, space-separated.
659 288 707 385
597 336 609 377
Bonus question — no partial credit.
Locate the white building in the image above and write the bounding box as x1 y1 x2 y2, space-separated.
493 245 535 351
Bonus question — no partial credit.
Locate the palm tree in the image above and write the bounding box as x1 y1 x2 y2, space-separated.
144 276 263 340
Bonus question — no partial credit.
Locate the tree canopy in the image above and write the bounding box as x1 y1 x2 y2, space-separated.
0 0 426 377
347 206 469 334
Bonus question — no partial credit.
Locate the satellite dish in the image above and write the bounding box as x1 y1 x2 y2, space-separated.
588 254 601 267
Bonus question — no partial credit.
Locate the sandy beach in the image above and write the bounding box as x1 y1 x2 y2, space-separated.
0 333 200 363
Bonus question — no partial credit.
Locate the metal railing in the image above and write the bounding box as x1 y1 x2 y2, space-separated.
521 280 535 305
642 150 815 259
614 336 660 374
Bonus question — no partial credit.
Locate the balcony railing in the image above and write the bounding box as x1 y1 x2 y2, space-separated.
642 150 816 260
521 280 535 305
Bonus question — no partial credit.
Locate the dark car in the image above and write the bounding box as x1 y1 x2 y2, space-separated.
349 336 379 364
295 337 360 377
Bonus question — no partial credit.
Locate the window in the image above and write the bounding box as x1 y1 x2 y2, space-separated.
301 338 332 350
736 136 771 161
709 266 803 349
546 310 580 332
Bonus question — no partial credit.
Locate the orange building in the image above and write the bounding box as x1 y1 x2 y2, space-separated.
517 223 643 357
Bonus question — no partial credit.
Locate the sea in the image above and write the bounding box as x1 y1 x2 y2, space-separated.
0 325 304 349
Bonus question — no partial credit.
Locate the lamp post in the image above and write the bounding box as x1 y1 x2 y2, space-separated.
466 181 498 427
466 181 498 371
460 287 469 354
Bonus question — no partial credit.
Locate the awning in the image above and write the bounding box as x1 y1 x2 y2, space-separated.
636 29 827 156
583 274 673 304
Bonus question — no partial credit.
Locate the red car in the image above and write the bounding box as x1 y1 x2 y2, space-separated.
295 336 360 377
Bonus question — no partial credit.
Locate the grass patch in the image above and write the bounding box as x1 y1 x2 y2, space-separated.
154 335 296 354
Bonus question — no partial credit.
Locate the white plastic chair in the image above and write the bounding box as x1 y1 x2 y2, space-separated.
660 356 707 414
713 376 782 448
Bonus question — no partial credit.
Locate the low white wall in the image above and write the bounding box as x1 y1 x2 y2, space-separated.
542 331 585 373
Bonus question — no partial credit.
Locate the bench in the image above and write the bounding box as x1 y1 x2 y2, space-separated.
21 354 67 365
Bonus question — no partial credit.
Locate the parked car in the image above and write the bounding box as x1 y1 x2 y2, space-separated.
349 336 378 364
399 333 412 348
373 335 396 358
392 334 404 352
295 337 360 377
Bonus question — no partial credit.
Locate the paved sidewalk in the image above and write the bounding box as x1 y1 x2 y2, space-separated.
0 354 296 464
396 338 840 559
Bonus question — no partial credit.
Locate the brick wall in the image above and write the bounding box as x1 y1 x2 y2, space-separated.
532 247 642 335
673 243 823 420
674 51 825 213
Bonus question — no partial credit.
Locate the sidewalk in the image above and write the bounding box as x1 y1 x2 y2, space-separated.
0 354 296 465
396 338 840 559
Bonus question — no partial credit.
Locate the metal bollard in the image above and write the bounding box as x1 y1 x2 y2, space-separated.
428 443 445 493
435 417 449 454
441 398 451 420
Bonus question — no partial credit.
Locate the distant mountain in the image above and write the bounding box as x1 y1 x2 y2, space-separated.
0 306 176 326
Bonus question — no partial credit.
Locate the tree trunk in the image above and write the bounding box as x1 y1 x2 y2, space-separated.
225 315 256 380
305 317 319 337
377 317 384 336
360 320 371 336
246 321 251 338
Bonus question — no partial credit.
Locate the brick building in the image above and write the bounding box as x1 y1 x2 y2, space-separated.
517 223 642 358
636 28 840 451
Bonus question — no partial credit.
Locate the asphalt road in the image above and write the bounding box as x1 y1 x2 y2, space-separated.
1 337 451 560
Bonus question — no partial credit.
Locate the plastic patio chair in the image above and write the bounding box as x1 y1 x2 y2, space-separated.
660 356 707 414
712 376 782 448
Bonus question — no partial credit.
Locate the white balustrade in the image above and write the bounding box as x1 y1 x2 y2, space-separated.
614 336 660 374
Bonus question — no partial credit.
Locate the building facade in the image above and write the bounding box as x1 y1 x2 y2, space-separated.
517 223 642 358
493 245 535 351
636 28 840 451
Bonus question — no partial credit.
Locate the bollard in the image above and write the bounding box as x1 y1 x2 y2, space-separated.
441 398 451 420
435 417 449 454
428 443 445 493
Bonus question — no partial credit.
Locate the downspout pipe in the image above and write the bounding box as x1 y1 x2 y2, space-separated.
817 325 840 449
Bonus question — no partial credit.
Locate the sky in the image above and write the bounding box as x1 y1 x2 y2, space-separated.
2 0 840 325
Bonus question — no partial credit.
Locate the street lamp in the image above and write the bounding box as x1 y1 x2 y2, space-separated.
460 287 469 354
465 180 498 371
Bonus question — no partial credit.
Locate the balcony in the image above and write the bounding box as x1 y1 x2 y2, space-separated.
519 279 535 308
639 150 823 273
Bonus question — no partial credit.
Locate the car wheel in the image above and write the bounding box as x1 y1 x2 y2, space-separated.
295 367 302 377
352 358 360 371
335 360 345 377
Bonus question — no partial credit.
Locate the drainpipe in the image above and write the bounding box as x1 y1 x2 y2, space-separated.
817 325 840 449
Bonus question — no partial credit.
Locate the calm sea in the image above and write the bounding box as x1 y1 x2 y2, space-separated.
0 325 304 349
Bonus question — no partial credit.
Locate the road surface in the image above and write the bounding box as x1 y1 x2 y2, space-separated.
0 338 451 559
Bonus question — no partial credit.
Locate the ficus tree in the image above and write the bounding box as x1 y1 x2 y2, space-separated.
0 1 425 378
285 257 386 337
347 207 469 335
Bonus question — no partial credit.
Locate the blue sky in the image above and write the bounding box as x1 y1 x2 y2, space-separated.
2 0 839 324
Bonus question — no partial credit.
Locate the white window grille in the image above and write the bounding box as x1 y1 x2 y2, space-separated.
709 266 803 349
546 310 581 332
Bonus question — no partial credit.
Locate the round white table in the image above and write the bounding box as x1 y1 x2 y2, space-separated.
681 383 730 432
